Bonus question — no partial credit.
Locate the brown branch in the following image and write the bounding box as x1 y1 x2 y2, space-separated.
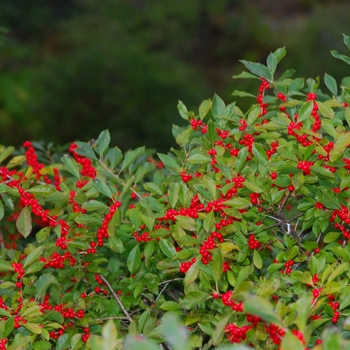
99 274 133 323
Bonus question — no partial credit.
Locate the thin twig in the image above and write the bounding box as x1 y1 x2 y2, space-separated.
158 278 184 286
99 275 133 323
278 192 290 215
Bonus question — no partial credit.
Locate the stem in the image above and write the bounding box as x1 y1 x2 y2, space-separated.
99 275 133 323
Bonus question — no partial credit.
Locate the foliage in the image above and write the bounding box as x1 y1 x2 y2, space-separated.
2 34 350 350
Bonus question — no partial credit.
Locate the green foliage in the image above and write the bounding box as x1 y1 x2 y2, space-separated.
2 34 350 350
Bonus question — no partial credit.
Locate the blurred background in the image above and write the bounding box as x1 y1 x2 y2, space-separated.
0 0 349 152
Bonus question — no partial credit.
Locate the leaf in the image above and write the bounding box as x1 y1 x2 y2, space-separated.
16 206 32 238
253 250 263 269
202 175 217 199
281 332 305 350
96 129 111 156
294 295 312 332
223 197 251 209
127 245 141 274
344 33 350 50
143 182 163 196
232 71 258 79
212 94 226 118
157 153 179 171
159 239 176 260
178 100 189 120
243 295 282 326
121 146 145 172
231 90 256 98
256 279 280 298
266 51 277 75
239 60 272 80
56 334 71 350
199 98 212 120
176 216 196 231
212 315 231 345
235 264 254 288
331 50 350 65
0 259 12 272
74 141 97 160
4 317 14 338
235 147 249 173
108 236 124 253
317 101 334 119
329 132 350 162
252 144 268 164
93 178 113 198
298 101 313 122
184 260 200 287
324 73 338 96
212 249 223 286
317 187 340 210
187 154 211 164
327 262 348 283
24 246 44 269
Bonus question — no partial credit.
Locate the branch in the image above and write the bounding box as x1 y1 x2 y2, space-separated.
99 274 133 323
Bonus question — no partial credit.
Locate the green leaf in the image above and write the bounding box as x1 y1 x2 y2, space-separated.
239 60 272 80
56 333 71 350
161 314 189 350
253 249 263 269
266 51 277 75
344 33 350 50
324 231 341 243
4 317 14 338
273 47 286 63
199 98 212 120
74 141 98 160
331 50 350 65
143 182 162 196
324 73 338 96
176 216 196 231
330 132 350 162
311 165 335 179
294 295 312 332
212 94 226 118
24 246 44 269
327 262 348 283
281 331 305 350
202 175 217 199
212 249 223 286
256 279 280 298
232 71 258 79
157 153 179 171
0 200 4 221
0 259 12 272
184 260 200 287
318 101 334 119
235 264 254 288
36 226 51 243
243 295 282 326
187 154 211 164
235 147 249 174
127 245 141 274
96 129 111 156
317 187 340 210
160 301 182 311
16 206 32 238
212 315 231 345
298 101 313 122
108 236 124 253
223 197 251 209
231 90 256 98
93 178 113 198
203 210 215 232
252 143 268 164
104 146 123 169
178 100 189 120
121 146 145 172
159 238 176 260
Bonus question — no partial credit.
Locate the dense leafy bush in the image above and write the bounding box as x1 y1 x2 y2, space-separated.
2 35 350 350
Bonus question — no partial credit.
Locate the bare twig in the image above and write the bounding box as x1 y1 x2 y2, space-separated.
99 274 133 323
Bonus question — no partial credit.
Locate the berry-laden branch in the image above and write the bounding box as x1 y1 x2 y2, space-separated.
99 275 133 323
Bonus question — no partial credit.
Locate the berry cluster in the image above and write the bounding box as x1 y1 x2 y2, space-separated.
239 119 248 131
199 231 225 264
53 168 61 191
257 78 270 116
265 324 285 345
0 338 8 350
96 201 121 246
12 262 25 279
297 160 314 175
248 234 261 250
328 294 340 323
69 143 97 179
179 258 197 273
190 118 207 133
221 291 243 312
225 323 252 343
180 171 193 183
282 260 294 274
133 231 152 243
238 133 255 153
23 141 45 179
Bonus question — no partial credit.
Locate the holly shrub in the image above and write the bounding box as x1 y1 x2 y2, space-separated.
2 35 350 350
